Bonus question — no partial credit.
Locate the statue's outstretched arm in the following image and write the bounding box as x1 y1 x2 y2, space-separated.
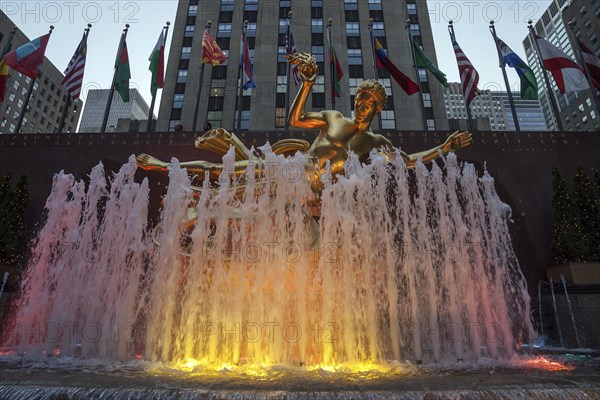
404 131 472 168
287 53 327 129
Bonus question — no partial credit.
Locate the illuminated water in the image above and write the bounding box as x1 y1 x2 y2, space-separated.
2 150 534 370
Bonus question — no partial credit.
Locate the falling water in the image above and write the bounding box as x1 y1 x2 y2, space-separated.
560 275 581 348
549 278 564 348
538 280 544 337
0 272 8 305
2 151 534 367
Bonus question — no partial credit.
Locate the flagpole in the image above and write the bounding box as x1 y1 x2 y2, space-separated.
566 20 600 121
237 20 248 131
327 18 336 111
192 21 212 133
406 19 427 131
448 21 475 132
368 18 382 131
16 25 54 134
101 24 130 133
284 11 293 133
148 22 169 132
58 24 91 134
527 20 564 131
489 21 520 132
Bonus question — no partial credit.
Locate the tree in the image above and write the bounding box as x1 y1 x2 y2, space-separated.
550 167 585 264
0 175 29 265
572 167 600 262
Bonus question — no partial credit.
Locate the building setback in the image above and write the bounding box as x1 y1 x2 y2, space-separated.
522 0 599 132
78 89 151 133
157 0 449 133
0 11 82 135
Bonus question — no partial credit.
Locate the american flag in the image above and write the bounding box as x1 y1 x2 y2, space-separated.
62 30 88 101
451 37 480 106
285 30 301 85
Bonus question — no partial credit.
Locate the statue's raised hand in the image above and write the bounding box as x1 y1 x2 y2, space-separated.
286 53 318 83
442 131 473 153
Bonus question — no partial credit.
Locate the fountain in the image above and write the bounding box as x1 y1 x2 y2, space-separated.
1 55 598 398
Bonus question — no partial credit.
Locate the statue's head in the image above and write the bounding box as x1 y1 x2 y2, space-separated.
353 80 388 123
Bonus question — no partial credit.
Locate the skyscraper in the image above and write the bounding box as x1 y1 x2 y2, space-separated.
157 0 448 133
78 89 151 133
522 0 599 132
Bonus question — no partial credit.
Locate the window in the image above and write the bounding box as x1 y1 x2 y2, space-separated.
181 46 192 59
348 49 362 65
188 4 198 16
312 19 323 33
312 93 325 108
8 93 15 102
346 22 359 36
177 69 188 83
218 23 232 37
0 118 6 127
9 124 16 133
17 99 24 108
13 80 19 90
184 25 195 37
173 94 184 108
423 93 432 108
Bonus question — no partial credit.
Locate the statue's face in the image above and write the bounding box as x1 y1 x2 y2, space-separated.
354 91 380 124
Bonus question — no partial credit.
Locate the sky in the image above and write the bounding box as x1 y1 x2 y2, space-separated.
1 0 552 116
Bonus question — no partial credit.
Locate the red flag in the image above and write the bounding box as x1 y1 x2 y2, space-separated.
576 39 600 91
0 59 8 102
202 30 227 65
4 33 51 79
373 38 419 95
536 35 589 93
451 38 480 106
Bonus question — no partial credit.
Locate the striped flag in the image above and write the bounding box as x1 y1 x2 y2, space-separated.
285 30 301 85
373 37 419 95
62 30 89 101
240 29 255 90
576 39 600 90
451 37 480 105
148 28 166 97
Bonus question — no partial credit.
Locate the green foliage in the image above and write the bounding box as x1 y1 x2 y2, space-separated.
572 167 600 262
0 173 29 265
551 167 600 265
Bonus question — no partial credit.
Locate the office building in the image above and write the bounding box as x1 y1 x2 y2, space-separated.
491 91 547 131
522 0 599 131
157 0 449 132
0 11 82 134
78 89 151 133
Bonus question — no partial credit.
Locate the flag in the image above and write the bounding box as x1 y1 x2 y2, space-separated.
115 39 131 102
373 37 419 95
412 40 448 87
62 30 88 101
0 34 14 102
576 39 600 91
202 29 227 65
327 26 344 98
536 35 589 93
286 30 301 85
451 37 480 105
149 28 166 97
4 33 51 79
240 29 255 90
495 37 538 100
0 59 8 102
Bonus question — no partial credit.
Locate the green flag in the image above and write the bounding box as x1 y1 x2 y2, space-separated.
413 40 448 87
115 39 131 102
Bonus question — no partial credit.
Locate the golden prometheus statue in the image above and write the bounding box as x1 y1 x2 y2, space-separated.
136 53 472 219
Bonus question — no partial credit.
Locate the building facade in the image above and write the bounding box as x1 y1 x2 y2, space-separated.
444 83 547 132
78 89 151 133
0 11 82 134
491 91 548 131
157 0 449 132
522 0 599 132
